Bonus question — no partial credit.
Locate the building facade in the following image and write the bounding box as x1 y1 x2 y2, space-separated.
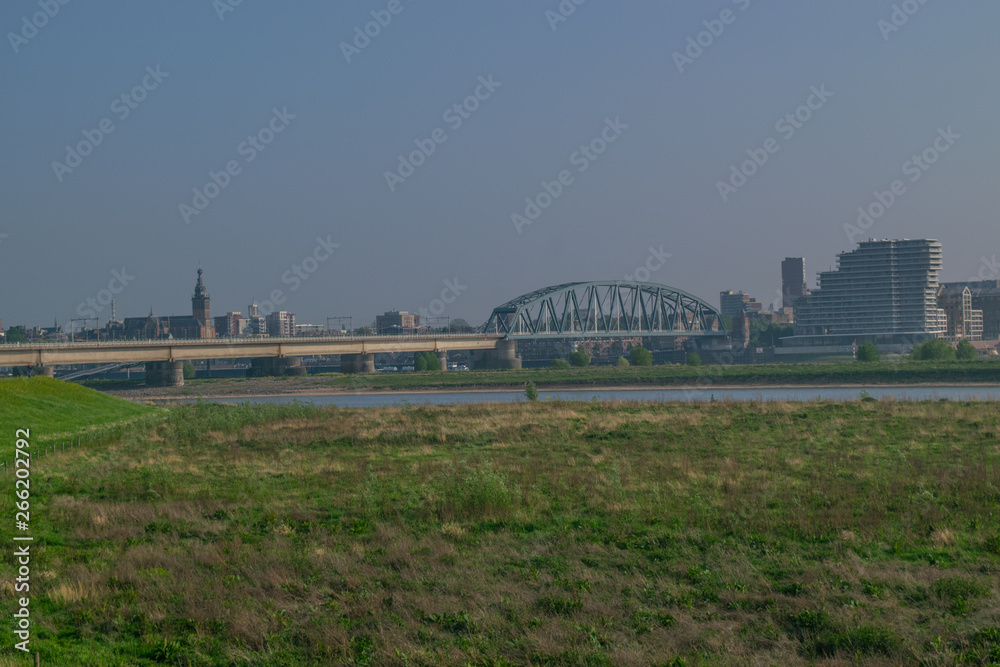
719 291 761 320
375 310 421 335
214 312 246 337
941 280 1000 340
781 257 807 308
937 286 983 341
265 311 296 337
791 239 947 343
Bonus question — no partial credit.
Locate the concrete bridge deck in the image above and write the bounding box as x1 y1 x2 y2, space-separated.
0 334 505 367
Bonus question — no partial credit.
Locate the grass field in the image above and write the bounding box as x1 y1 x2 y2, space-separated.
0 377 162 443
2 392 999 665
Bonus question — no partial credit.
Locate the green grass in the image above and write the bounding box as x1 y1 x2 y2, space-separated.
0 377 162 443
2 398 1000 664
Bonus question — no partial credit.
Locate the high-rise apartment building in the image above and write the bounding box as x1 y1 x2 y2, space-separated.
793 239 947 339
265 311 296 337
781 257 807 308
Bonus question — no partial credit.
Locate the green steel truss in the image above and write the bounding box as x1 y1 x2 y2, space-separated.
482 282 727 339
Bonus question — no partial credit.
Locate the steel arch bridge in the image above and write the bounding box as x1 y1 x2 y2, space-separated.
482 281 727 340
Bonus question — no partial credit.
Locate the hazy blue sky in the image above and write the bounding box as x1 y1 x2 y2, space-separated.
2 1 998 329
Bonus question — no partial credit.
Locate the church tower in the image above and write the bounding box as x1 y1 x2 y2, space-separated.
192 266 211 324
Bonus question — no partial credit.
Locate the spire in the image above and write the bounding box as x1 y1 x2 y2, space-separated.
193 266 209 300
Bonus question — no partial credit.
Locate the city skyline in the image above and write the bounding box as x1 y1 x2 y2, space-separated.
2 3 999 329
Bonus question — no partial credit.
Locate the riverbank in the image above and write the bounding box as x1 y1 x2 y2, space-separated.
85 361 1000 400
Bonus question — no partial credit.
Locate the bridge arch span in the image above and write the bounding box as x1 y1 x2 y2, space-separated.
482 281 726 339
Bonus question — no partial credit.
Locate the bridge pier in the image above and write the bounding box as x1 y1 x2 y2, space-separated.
469 340 521 370
145 361 184 387
32 366 55 378
436 350 448 371
248 357 306 377
340 353 375 374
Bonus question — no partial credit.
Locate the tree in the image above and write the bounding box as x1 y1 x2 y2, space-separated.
629 346 653 366
749 322 794 348
414 351 441 371
355 326 374 336
910 338 955 361
525 381 539 401
956 339 978 361
569 350 591 367
616 356 630 367
4 327 27 344
450 318 473 333
182 361 196 379
856 342 880 362
551 359 571 370
686 352 701 366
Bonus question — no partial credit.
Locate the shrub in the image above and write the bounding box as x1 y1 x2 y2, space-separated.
686 352 701 366
182 361 196 379
551 359 571 370
856 342 879 362
957 339 978 360
630 347 653 366
441 462 519 521
569 350 591 367
616 356 630 367
910 338 955 361
525 381 539 401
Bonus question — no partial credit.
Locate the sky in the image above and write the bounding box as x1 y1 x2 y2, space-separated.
1 1 998 330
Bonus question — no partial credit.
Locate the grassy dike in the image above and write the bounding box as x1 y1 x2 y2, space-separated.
0 377 163 443
1 388 999 664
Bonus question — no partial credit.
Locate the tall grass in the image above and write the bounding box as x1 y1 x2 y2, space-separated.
3 400 1000 665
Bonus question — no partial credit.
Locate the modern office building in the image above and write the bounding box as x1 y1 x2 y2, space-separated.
785 239 947 350
781 257 807 308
